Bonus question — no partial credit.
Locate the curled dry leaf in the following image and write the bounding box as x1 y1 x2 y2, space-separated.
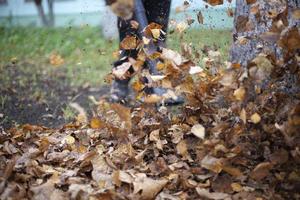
64 135 75 145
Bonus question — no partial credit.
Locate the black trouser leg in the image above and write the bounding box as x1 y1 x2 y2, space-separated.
143 0 171 46
115 0 171 66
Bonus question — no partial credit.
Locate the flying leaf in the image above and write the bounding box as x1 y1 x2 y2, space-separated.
120 36 137 50
151 29 161 39
197 11 204 24
162 48 183 66
204 0 224 6
112 62 131 79
189 66 204 75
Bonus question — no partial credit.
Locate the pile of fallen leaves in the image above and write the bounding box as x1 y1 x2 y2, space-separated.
1 0 300 199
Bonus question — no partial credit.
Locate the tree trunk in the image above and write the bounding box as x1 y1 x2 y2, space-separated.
47 0 55 27
230 0 300 67
34 0 49 26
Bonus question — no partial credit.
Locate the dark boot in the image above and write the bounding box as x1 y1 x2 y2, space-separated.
147 60 185 106
109 79 130 103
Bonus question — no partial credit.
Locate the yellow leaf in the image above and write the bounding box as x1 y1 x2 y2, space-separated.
90 117 104 129
65 135 75 145
231 183 243 192
142 36 151 45
233 87 246 101
120 36 137 50
151 29 161 39
240 108 247 124
176 21 188 33
250 113 261 124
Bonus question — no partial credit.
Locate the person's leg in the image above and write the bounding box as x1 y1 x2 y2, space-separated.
143 0 171 46
110 17 137 103
143 0 184 105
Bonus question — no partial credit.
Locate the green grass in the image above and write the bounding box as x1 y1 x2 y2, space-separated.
0 26 231 87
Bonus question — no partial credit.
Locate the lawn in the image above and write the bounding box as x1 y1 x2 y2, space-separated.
0 26 232 86
0 26 232 128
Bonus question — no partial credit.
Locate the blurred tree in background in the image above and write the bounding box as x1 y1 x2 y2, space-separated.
33 0 55 26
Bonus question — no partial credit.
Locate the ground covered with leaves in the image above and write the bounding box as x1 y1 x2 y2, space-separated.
1 1 300 200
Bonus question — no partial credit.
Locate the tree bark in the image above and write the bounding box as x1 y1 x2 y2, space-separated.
34 0 49 26
230 0 300 67
47 0 55 27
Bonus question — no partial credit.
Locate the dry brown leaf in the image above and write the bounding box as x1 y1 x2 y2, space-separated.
133 174 168 200
130 20 139 29
227 8 234 17
162 48 183 66
151 29 161 39
110 0 134 20
176 140 189 158
120 36 137 50
201 155 223 173
233 87 246 101
250 162 273 181
90 117 105 129
49 52 64 67
196 187 229 200
292 9 300 20
112 62 131 79
204 0 223 6
191 124 205 139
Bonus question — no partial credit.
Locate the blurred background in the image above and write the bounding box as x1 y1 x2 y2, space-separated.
0 0 234 128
